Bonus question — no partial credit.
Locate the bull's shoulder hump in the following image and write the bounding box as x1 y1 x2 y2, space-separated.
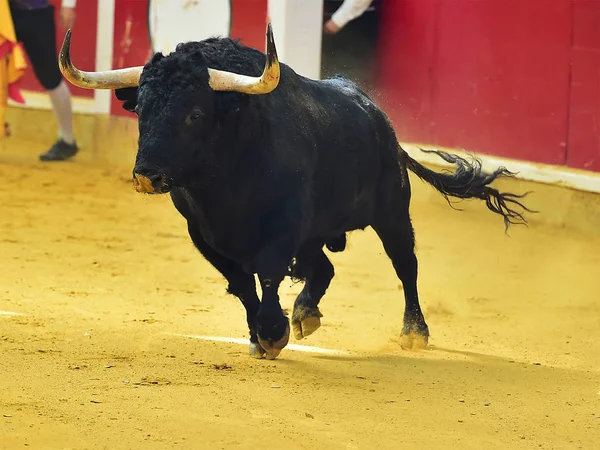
316 78 378 111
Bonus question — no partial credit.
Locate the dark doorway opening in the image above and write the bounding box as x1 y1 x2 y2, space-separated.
321 0 381 92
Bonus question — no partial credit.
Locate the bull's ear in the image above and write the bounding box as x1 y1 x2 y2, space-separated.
114 87 138 113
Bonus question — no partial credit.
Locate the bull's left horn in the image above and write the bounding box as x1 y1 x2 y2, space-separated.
59 29 143 89
207 23 280 95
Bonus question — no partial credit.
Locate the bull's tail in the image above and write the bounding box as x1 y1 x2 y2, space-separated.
403 147 535 230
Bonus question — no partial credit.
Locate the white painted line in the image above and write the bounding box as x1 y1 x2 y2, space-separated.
0 310 23 317
164 332 349 356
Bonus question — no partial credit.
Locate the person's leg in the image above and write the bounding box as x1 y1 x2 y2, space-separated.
48 81 75 145
11 5 78 161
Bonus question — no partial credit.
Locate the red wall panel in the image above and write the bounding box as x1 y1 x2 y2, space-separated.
18 0 97 99
567 0 600 172
433 0 571 166
376 0 437 143
230 0 268 51
377 0 572 168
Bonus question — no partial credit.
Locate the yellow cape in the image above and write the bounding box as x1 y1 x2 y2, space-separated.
0 0 27 137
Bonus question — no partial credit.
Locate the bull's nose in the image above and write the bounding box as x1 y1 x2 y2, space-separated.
132 173 154 193
132 172 170 194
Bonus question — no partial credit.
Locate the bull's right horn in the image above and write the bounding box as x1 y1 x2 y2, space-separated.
59 29 143 90
207 23 280 95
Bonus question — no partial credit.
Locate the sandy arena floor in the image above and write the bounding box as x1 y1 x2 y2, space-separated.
0 144 599 449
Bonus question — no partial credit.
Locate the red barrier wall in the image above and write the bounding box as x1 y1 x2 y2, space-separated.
568 0 600 172
13 0 600 173
377 0 600 172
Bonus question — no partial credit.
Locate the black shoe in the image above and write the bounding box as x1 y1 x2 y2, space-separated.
39 139 79 161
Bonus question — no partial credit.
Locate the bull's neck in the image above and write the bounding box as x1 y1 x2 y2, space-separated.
187 142 267 192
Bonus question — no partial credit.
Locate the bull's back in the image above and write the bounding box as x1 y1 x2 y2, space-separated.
201 40 399 234
279 76 396 233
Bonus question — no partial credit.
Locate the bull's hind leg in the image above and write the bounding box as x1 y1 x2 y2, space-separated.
372 183 429 350
187 225 264 358
290 241 335 340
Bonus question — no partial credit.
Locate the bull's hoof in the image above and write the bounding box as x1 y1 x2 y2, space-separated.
400 331 429 350
257 324 290 360
292 316 321 340
249 341 266 359
292 305 323 340
400 318 429 351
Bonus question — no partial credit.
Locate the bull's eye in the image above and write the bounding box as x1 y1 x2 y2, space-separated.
186 109 203 125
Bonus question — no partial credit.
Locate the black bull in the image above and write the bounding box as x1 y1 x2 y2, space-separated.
59 25 532 359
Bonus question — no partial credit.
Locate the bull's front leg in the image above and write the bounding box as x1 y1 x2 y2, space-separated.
254 235 299 360
186 224 264 358
256 273 290 360
253 192 309 359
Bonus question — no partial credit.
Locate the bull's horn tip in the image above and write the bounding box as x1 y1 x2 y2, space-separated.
59 30 71 72
265 24 278 67
61 29 72 54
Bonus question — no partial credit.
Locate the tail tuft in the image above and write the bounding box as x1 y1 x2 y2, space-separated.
404 147 536 231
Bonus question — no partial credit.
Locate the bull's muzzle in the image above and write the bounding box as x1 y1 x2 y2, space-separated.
132 172 171 194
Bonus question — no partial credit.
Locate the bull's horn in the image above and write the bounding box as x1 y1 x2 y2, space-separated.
59 29 143 89
207 23 280 94
60 23 280 94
